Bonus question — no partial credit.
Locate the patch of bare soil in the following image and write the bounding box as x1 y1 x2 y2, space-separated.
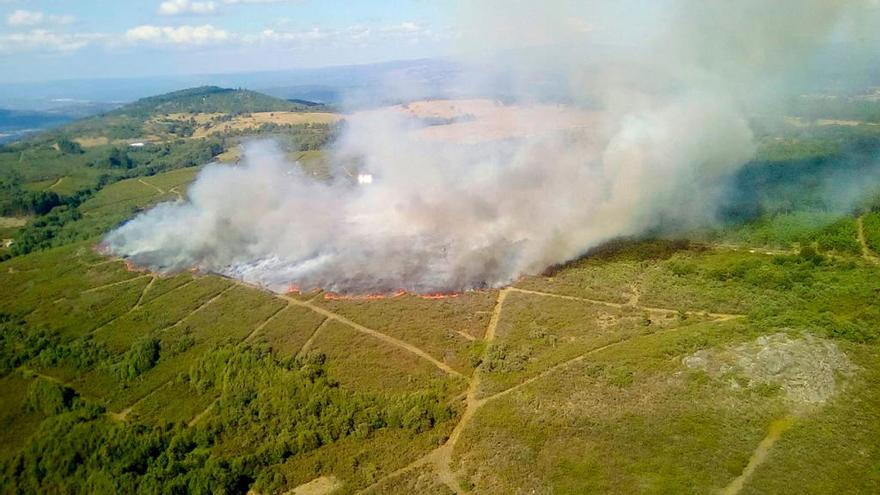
0 216 27 228
683 333 855 404
287 476 342 495
358 99 601 145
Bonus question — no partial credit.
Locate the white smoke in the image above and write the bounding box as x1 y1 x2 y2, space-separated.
103 0 873 294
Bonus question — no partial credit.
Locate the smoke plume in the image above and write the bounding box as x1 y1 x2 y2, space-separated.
103 0 874 294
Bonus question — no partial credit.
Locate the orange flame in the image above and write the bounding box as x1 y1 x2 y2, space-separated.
321 290 464 301
416 293 461 300
124 260 148 273
324 289 406 301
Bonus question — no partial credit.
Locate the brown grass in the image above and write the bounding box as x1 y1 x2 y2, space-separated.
156 112 340 138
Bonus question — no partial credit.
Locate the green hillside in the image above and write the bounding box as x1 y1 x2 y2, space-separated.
111 86 321 118
0 86 339 261
2 91 880 493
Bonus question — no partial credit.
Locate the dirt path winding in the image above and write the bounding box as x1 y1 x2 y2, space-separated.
358 287 741 494
110 381 173 422
133 276 157 309
188 399 218 427
156 284 236 335
359 288 510 494
47 177 64 191
281 294 466 379
296 317 331 357
857 216 879 265
169 186 184 201
243 303 289 343
138 178 166 195
720 416 794 495
508 287 743 321
81 274 150 294
86 276 158 337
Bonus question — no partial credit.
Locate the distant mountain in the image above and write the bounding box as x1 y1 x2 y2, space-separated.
6 86 331 145
112 86 323 118
0 58 463 111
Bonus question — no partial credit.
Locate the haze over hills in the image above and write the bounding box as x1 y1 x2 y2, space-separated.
0 58 461 110
0 58 457 144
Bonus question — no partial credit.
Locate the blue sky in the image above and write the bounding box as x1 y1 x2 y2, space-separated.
0 0 456 82
3 1 878 85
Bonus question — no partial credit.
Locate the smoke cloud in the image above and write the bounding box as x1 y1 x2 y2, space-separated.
103 0 875 294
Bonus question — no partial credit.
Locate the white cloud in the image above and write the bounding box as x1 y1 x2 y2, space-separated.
0 17 444 55
7 9 42 26
6 9 74 27
157 0 296 16
223 0 295 4
256 27 329 43
0 29 103 52
125 24 231 45
158 0 217 16
248 21 444 48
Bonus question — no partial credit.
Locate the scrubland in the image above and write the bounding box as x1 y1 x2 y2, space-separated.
2 91 880 493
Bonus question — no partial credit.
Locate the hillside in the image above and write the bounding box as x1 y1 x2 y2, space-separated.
2 91 880 493
0 86 339 260
110 86 324 118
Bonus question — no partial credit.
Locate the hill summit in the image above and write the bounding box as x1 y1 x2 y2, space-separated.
112 86 322 117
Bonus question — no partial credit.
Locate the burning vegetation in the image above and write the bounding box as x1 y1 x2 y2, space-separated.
101 0 876 298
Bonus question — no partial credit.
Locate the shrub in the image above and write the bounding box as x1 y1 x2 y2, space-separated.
25 379 77 415
113 337 160 382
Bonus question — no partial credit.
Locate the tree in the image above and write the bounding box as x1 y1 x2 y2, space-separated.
58 139 84 154
108 147 132 169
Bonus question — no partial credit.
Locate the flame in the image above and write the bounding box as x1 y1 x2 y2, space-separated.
322 290 463 301
416 293 461 300
124 260 148 273
324 289 406 301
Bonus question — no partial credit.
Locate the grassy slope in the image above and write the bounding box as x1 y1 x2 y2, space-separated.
1 103 880 493
2 233 878 493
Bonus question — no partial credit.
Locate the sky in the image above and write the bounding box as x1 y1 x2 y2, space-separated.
2 1 878 85
0 0 457 83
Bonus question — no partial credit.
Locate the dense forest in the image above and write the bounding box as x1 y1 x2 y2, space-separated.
0 316 453 494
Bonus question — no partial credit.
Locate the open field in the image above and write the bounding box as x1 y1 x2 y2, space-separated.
0 216 26 238
357 99 600 144
153 111 340 138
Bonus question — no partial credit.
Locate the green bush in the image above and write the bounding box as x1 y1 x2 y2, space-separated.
58 139 84 155
0 316 113 376
114 337 160 382
0 345 455 494
25 379 77 415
